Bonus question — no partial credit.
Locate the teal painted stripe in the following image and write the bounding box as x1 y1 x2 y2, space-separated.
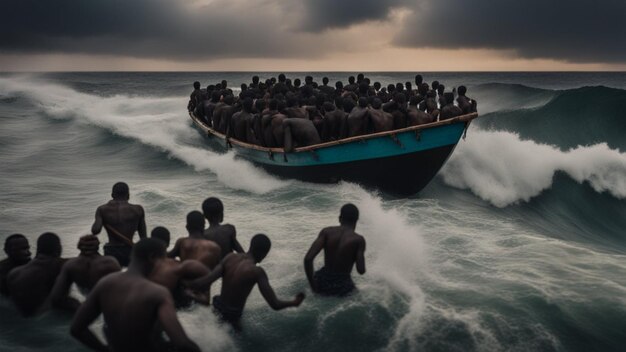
234 122 465 167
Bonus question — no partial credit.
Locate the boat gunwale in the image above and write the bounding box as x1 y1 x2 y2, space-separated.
189 111 478 154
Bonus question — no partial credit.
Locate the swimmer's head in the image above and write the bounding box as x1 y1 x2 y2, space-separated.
37 232 61 257
151 227 171 247
131 238 166 272
202 197 224 223
111 182 129 200
339 203 359 227
77 235 100 255
186 211 206 233
249 234 271 263
4 234 31 264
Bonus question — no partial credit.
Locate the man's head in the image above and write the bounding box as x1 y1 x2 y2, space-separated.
4 234 31 264
202 197 224 223
339 203 359 228
224 95 234 105
151 226 170 248
323 101 335 112
36 232 61 257
249 234 271 263
431 81 440 91
348 76 355 85
415 74 423 85
373 82 381 91
111 182 129 200
372 98 382 109
193 81 201 90
131 238 166 273
186 211 206 234
458 85 467 96
322 77 329 85
335 81 344 91
444 92 455 106
252 75 260 84
437 84 445 95
357 73 364 83
255 99 266 113
221 80 228 89
358 97 368 108
242 97 254 113
77 235 100 255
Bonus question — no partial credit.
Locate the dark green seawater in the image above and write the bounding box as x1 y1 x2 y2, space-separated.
1 72 626 351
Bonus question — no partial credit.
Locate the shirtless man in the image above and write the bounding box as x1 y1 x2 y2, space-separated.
50 235 121 313
346 97 370 137
187 81 202 113
92 182 146 267
440 92 463 120
368 98 394 133
228 97 256 143
217 95 236 134
71 238 201 352
0 234 31 296
304 204 366 296
282 117 321 152
407 96 434 126
202 197 244 261
261 99 280 147
186 234 305 331
322 100 346 141
283 96 308 119
6 232 67 316
148 227 211 308
456 85 477 114
168 211 221 269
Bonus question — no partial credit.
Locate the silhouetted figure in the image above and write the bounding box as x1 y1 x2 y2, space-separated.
149 227 210 308
71 239 201 352
7 232 66 316
456 85 477 114
322 100 347 141
229 97 256 143
347 97 370 137
187 234 305 331
202 197 244 261
187 81 202 112
50 235 121 312
92 182 146 267
217 95 237 134
304 204 366 296
169 211 221 270
440 92 463 120
0 234 31 296
261 99 280 147
282 118 321 152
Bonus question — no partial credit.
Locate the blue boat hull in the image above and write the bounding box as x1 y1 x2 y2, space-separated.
190 112 477 195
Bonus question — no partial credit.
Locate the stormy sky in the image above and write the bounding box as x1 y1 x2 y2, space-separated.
0 0 624 71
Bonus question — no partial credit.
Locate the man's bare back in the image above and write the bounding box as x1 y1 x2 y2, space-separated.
149 258 210 307
169 237 221 269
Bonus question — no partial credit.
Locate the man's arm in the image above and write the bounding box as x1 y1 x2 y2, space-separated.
167 239 182 259
230 225 245 253
137 206 147 239
256 268 305 310
179 260 211 305
50 263 81 312
91 208 103 235
303 231 325 292
184 258 225 291
157 290 201 352
70 284 108 352
356 236 366 275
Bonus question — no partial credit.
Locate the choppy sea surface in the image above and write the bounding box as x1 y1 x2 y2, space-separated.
1 72 625 352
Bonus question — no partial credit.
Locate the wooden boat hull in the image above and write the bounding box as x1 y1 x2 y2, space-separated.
190 112 477 195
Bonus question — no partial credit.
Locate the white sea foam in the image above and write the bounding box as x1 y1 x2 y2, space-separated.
441 129 626 207
0 76 287 195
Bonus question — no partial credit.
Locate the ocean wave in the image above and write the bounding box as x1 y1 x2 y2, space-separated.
441 129 626 207
0 76 287 195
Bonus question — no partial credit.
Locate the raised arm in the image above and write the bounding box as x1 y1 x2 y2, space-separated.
256 268 304 310
50 263 81 312
356 236 366 275
70 284 108 352
303 231 325 292
157 290 201 352
91 207 103 235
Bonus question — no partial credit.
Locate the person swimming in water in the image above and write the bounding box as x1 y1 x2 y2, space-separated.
304 204 366 297
186 234 305 331
168 211 221 270
6 232 67 316
71 238 201 352
50 235 121 313
202 197 245 261
91 182 146 267
0 234 31 296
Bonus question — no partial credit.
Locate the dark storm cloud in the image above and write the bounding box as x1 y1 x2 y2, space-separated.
394 0 626 63
298 0 409 31
0 0 313 59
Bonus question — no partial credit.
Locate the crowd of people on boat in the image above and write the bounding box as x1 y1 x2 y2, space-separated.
188 74 478 151
0 182 366 351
